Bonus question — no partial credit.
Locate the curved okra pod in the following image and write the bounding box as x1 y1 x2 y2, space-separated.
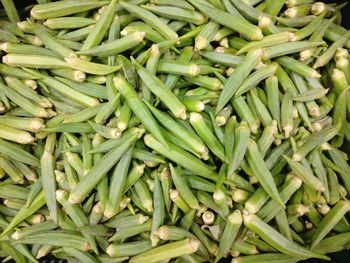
1 190 46 236
227 121 250 176
257 120 278 158
237 32 293 55
151 174 165 244
5 77 51 108
314 30 350 69
69 132 138 204
281 93 294 138
142 4 208 25
189 112 226 162
170 164 199 210
216 49 262 114
157 61 200 77
235 63 278 97
215 210 242 263
165 46 194 90
246 139 285 208
284 155 325 192
144 134 217 181
27 19 74 58
0 124 35 145
313 232 350 254
107 240 152 257
0 138 39 167
0 82 48 118
249 90 273 128
2 54 68 69
76 32 145 57
104 147 133 218
195 21 220 51
41 134 58 224
243 213 329 260
311 200 350 249
129 238 200 263
56 189 98 254
0 64 41 80
30 0 108 20
119 2 178 40
261 41 324 60
13 231 90 251
113 76 168 147
79 0 117 52
187 0 263 41
43 17 95 30
232 253 300 263
292 126 339 161
65 56 121 75
132 58 187 120
276 56 321 78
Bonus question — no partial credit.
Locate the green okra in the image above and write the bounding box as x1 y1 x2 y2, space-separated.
188 0 263 41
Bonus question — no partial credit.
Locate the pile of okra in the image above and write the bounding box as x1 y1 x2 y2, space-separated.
0 0 350 262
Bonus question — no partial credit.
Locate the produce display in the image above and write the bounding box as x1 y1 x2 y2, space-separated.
0 0 350 262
